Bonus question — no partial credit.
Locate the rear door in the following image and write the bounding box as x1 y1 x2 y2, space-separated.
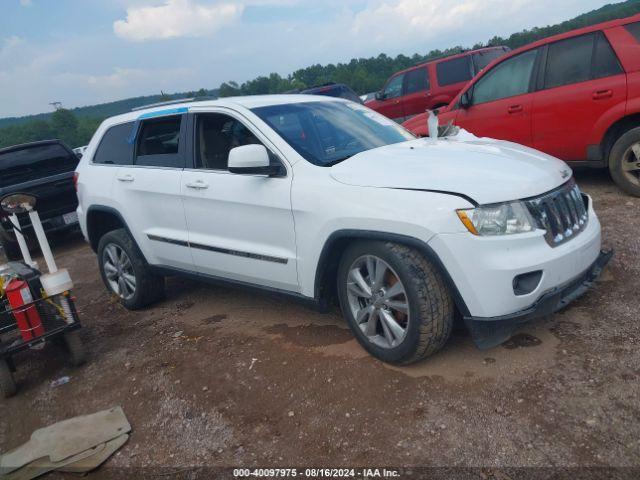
111 113 193 270
456 48 539 146
531 31 626 160
401 67 430 119
434 55 474 106
181 110 298 292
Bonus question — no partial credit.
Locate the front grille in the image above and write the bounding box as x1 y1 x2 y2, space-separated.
525 180 589 247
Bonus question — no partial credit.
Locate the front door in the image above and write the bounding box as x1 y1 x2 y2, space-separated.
456 48 540 147
181 111 299 292
401 67 430 119
371 73 406 122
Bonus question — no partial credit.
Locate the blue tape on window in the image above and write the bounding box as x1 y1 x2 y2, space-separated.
137 107 188 120
126 107 188 144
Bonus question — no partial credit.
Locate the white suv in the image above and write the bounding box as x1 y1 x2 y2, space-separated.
76 95 610 364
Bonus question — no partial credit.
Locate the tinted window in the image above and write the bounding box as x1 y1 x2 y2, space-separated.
472 48 509 72
437 56 472 86
303 85 362 103
383 75 404 99
252 101 414 166
195 114 263 170
0 143 78 188
404 68 429 94
135 116 183 167
472 49 537 104
593 32 623 79
545 34 594 89
625 21 640 42
93 122 135 165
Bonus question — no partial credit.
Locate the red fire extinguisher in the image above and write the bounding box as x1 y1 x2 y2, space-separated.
5 279 44 341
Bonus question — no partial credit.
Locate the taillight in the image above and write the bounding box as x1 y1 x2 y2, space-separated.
73 172 79 192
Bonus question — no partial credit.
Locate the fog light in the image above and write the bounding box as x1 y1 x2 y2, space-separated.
513 271 543 296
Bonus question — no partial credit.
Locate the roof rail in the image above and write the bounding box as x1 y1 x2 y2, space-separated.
130 96 216 112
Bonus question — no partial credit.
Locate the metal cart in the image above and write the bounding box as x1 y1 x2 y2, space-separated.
0 285 85 397
0 193 86 398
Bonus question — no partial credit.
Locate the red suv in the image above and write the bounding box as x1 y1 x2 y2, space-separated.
364 46 510 123
403 14 640 196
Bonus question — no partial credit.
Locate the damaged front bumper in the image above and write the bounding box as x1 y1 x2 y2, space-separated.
464 249 613 349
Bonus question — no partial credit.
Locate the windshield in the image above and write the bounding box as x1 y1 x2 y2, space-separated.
251 101 414 166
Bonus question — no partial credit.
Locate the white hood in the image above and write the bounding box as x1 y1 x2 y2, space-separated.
329 133 572 205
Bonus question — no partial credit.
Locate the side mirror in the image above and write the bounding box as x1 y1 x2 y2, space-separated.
459 91 472 109
1 193 37 214
375 91 385 101
228 145 283 176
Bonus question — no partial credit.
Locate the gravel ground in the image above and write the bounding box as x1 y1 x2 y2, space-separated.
0 170 638 479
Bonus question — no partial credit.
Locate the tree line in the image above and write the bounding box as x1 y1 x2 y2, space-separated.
0 0 638 150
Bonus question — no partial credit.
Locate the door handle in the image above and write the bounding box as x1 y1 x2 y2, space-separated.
116 174 134 182
394 100 400 104
593 89 613 100
507 104 523 114
185 180 209 190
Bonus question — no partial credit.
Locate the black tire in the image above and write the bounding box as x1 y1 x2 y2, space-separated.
0 359 17 398
609 126 640 197
97 229 165 310
337 241 454 365
1 238 22 261
64 330 87 366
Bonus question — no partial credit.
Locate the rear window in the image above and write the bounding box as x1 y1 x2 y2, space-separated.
93 122 135 165
436 56 472 86
625 22 640 42
592 32 623 79
135 115 183 168
472 48 509 72
544 34 594 88
0 143 78 188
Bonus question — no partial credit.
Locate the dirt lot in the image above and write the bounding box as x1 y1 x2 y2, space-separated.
0 170 639 478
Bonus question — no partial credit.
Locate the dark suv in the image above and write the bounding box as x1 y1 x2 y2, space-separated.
0 140 79 260
300 83 363 104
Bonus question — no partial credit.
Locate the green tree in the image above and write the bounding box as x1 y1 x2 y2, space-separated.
51 108 79 146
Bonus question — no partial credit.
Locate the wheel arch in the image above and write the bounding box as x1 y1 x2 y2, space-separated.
601 113 640 164
313 229 471 317
85 205 139 253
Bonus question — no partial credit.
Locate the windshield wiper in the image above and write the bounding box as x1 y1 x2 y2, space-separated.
324 155 353 167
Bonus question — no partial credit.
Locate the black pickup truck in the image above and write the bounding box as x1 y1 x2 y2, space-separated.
0 140 79 260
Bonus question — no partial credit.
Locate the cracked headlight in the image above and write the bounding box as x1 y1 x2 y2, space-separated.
456 201 536 236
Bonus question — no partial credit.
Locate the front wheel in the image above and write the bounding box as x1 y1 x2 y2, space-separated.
337 241 454 365
609 127 640 197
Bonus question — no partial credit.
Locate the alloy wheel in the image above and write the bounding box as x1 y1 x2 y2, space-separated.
345 255 410 349
102 243 136 300
622 142 640 187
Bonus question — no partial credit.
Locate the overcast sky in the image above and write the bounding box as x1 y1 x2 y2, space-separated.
0 0 612 118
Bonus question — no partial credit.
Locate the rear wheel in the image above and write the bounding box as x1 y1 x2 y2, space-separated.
337 241 454 364
609 127 640 197
0 359 17 398
97 229 165 310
